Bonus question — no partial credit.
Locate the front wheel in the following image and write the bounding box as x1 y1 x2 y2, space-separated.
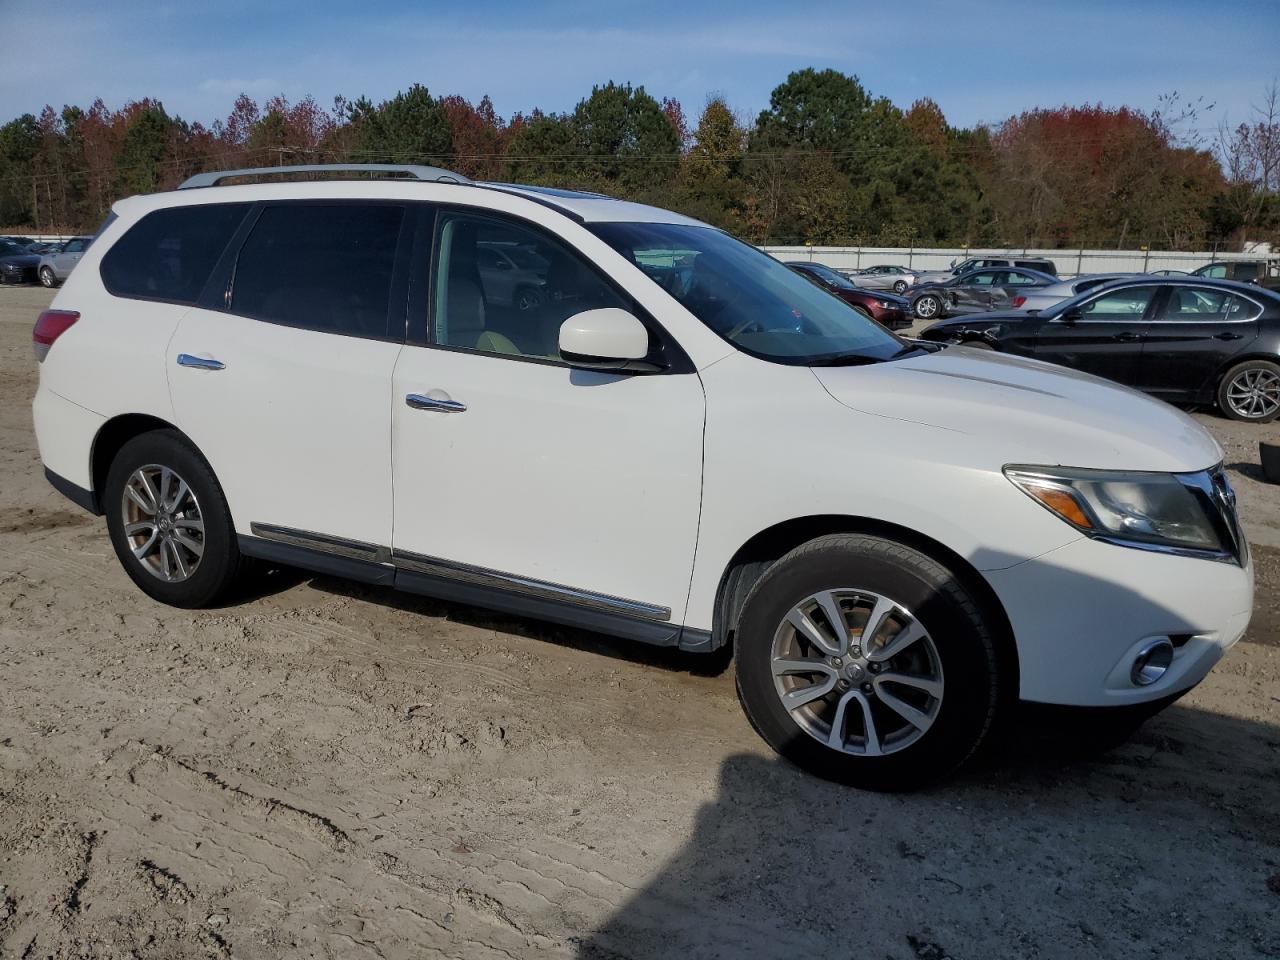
734 534 1003 790
104 429 243 608
913 294 942 320
39 266 57 288
1218 359 1280 423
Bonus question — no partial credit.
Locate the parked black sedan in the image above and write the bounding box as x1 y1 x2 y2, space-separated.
0 238 41 284
909 266 1056 321
918 277 1280 422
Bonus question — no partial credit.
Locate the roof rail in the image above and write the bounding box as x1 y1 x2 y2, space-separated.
178 163 471 190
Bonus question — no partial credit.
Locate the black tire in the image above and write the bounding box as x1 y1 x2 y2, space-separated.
734 534 1003 791
1217 359 1280 423
913 294 942 321
892 280 908 294
39 266 57 288
104 429 243 608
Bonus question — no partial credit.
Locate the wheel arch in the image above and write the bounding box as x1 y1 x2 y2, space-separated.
90 414 205 515
710 514 1019 695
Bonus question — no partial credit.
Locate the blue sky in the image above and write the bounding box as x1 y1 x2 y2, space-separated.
2 0 1277 135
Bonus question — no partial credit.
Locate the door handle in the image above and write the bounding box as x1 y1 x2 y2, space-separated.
1214 331 1244 341
406 393 467 413
1114 331 1141 342
176 353 225 371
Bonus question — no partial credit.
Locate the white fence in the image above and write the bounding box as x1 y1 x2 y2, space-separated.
761 245 1275 278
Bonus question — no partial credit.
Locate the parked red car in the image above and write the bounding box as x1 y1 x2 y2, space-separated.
785 261 912 329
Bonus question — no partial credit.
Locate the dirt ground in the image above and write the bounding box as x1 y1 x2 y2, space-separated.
1 284 1277 960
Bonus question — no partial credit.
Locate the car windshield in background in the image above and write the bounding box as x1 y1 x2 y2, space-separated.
588 222 904 364
798 262 858 290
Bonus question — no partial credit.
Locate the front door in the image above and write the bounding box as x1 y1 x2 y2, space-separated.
391 208 705 629
168 201 409 549
1033 284 1159 384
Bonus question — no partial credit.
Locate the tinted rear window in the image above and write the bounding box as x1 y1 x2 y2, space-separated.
230 203 405 339
100 204 248 304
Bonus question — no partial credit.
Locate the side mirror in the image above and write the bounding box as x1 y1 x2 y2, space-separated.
1061 307 1082 325
559 308 662 373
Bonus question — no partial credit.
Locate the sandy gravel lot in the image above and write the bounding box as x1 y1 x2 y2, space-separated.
1 285 1277 960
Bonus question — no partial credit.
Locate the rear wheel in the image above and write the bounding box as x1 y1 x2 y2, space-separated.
39 266 57 288
1218 359 1280 423
892 280 908 294
913 294 942 320
734 534 1003 791
104 430 243 607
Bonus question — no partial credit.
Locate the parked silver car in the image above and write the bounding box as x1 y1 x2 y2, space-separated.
838 263 918 294
38 236 93 287
1012 273 1138 312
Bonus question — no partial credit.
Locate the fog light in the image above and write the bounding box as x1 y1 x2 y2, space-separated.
1130 639 1174 686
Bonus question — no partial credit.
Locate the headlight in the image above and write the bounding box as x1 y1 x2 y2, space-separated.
1004 465 1235 558
875 299 894 309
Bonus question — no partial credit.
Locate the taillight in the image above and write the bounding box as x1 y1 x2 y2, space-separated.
33 309 80 362
1011 296 1026 308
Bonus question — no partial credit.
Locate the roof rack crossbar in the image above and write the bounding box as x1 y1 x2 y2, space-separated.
179 163 471 189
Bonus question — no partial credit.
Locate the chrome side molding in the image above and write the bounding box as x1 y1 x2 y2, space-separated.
245 524 671 623
393 551 672 622
249 522 392 565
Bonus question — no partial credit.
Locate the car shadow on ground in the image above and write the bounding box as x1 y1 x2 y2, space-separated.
574 705 1280 959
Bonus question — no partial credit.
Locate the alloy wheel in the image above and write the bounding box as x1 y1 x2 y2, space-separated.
1225 368 1280 420
770 589 944 756
915 296 939 319
120 464 206 582
39 267 55 288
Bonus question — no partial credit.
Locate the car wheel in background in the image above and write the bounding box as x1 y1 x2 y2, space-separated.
1218 359 1280 423
734 534 1003 791
913 295 942 320
39 266 57 288
893 280 908 294
514 286 544 312
104 429 244 608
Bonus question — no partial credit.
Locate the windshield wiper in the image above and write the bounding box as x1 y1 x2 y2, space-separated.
807 352 883 367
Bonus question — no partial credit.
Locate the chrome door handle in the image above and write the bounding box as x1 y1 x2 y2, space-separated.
406 393 467 413
176 353 225 371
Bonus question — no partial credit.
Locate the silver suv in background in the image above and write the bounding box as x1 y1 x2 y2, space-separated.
38 236 93 287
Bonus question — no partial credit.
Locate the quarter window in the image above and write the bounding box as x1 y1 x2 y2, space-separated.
231 203 405 339
100 203 249 304
432 212 630 360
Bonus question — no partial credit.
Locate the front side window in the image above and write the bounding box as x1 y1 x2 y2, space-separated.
1081 286 1157 319
967 271 1000 286
63 239 87 253
434 212 631 360
231 203 405 339
1194 264 1228 279
100 203 249 304
590 221 903 364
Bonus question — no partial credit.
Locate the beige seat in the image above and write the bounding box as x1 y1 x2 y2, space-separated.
442 273 520 356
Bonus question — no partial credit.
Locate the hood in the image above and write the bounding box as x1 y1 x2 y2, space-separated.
0 253 40 267
854 289 909 305
812 345 1222 473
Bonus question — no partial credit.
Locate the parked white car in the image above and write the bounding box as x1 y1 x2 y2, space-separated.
31 164 1253 790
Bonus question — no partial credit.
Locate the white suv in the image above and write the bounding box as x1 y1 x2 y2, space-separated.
31 164 1254 790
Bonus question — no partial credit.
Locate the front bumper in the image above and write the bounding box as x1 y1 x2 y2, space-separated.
985 535 1253 706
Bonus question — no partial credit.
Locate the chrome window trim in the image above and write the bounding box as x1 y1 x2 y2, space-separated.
392 550 673 622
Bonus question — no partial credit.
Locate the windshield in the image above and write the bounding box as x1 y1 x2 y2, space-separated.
588 222 904 364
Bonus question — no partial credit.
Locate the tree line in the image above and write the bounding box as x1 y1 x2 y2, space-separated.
1 69 1276 249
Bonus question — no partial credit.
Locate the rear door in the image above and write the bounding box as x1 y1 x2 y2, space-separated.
1032 284 1158 384
1137 286 1260 399
167 201 411 552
